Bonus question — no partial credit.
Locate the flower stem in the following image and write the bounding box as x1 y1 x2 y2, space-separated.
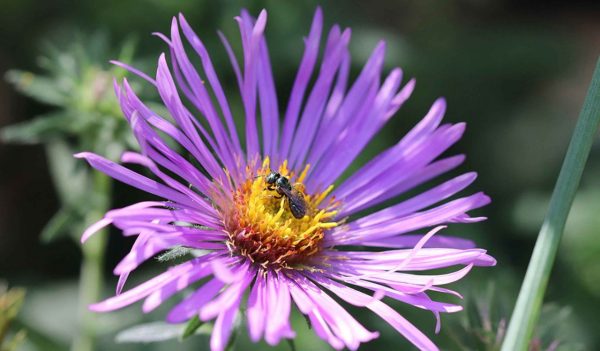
72 172 110 351
501 57 600 351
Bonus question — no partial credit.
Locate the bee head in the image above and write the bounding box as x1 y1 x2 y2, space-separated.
265 171 280 184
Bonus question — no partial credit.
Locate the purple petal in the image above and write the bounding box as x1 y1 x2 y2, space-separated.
264 272 295 345
75 152 200 209
286 277 348 350
359 234 476 249
210 301 240 351
307 65 406 187
110 60 156 85
332 98 447 199
178 14 243 157
236 10 268 160
287 273 378 350
327 192 490 245
200 264 254 321
154 55 230 183
166 278 224 323
239 11 280 158
246 272 267 342
335 122 468 216
81 217 112 243
142 258 217 313
120 151 215 215
315 276 439 351
168 17 240 173
89 256 215 312
279 7 323 160
288 26 351 170
118 79 229 190
123 90 222 196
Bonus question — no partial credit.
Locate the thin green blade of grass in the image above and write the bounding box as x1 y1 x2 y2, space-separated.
501 57 600 351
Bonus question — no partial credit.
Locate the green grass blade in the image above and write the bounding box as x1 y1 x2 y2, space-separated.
501 57 600 351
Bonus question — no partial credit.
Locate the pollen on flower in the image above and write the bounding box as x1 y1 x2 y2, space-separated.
224 157 339 269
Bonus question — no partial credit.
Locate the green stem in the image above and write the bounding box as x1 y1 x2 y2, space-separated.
501 58 600 351
71 172 110 351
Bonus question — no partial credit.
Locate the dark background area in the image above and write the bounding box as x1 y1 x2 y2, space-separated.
1 0 599 350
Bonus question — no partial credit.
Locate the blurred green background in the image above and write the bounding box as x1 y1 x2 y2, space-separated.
1 0 599 350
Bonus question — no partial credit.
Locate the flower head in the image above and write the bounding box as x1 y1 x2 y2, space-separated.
78 8 495 351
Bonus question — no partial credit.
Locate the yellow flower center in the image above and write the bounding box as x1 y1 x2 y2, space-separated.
224 158 339 269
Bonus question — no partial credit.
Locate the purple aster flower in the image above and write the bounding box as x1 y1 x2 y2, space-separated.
77 8 495 351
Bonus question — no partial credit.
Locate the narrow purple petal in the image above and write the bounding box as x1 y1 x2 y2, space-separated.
210 258 250 284
240 10 280 158
110 60 156 85
333 122 467 216
328 192 490 245
305 52 351 167
211 301 240 351
264 272 295 345
154 55 229 183
120 151 215 215
200 264 254 321
168 17 239 173
75 152 200 209
341 263 475 286
89 256 214 312
166 278 224 323
286 277 348 350
332 98 447 199
178 14 243 157
288 273 378 350
81 217 112 243
288 26 351 170
359 234 476 249
116 272 130 296
344 172 478 224
142 259 217 313
119 78 228 189
217 31 243 97
307 66 407 187
246 272 267 342
315 276 439 351
280 7 323 160
236 10 268 160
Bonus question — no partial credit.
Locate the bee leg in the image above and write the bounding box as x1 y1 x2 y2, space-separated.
260 194 283 200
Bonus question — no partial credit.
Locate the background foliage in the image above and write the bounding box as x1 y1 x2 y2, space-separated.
1 0 599 350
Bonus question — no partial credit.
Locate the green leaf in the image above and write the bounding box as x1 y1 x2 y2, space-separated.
116 320 213 344
181 315 204 340
115 322 185 343
5 70 66 106
40 207 77 242
45 140 93 207
0 113 70 144
287 339 298 351
501 58 600 350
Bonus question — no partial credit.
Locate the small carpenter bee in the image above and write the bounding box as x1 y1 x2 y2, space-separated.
264 171 307 219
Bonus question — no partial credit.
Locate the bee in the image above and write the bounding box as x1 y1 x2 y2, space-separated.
264 171 307 219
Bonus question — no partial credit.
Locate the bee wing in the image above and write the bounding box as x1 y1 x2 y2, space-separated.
280 187 307 219
277 186 293 197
